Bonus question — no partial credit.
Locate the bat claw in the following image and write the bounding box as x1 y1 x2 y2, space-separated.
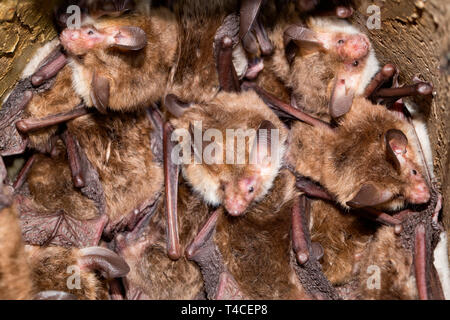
414 224 428 300
78 246 130 280
186 209 220 260
34 290 78 300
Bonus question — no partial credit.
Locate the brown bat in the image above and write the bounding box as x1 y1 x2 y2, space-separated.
253 83 444 299
238 0 353 81
59 7 178 113
252 13 380 121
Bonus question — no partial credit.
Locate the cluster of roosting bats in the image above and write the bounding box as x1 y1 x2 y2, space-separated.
0 0 449 300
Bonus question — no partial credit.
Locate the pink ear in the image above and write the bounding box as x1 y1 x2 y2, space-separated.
106 26 147 51
385 129 408 173
347 184 394 208
329 67 361 119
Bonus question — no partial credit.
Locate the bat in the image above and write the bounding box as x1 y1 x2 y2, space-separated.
60 7 178 113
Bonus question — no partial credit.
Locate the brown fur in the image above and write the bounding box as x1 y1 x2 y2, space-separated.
214 169 308 299
168 1 238 103
27 142 99 221
353 227 417 300
66 110 164 226
309 200 376 285
116 183 208 299
0 205 33 299
25 66 83 152
288 97 428 211
27 246 109 300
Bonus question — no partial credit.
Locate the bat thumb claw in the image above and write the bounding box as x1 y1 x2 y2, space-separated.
78 247 130 279
34 290 78 300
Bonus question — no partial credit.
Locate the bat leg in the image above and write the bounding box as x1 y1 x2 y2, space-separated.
295 176 333 201
147 106 164 163
163 122 181 260
215 271 247 300
108 279 126 300
357 207 402 228
185 209 220 259
61 130 85 188
239 0 263 41
292 195 311 265
432 193 442 224
31 51 67 87
414 224 428 300
364 64 397 98
16 104 89 133
373 82 433 101
253 17 274 56
12 153 37 191
78 247 130 280
34 290 77 300
217 36 241 93
241 81 333 131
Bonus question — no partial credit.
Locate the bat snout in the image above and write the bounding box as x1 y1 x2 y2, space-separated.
225 197 248 217
408 183 431 205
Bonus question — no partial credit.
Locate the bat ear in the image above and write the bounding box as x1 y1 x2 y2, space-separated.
329 78 355 119
347 183 394 208
107 26 147 51
164 94 191 118
385 129 408 173
283 25 325 64
90 72 110 114
250 120 277 166
34 290 78 300
78 247 130 279
329 66 362 119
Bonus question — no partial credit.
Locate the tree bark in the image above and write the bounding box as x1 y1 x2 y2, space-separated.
0 0 60 101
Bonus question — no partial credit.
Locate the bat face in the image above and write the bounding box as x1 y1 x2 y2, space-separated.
329 32 370 63
171 91 288 216
289 97 430 211
60 26 108 56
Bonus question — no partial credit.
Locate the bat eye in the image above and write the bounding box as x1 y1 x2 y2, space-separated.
352 60 359 67
412 169 417 175
248 186 254 193
337 39 344 45
86 29 95 36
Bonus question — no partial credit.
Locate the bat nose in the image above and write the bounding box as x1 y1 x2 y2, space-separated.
225 198 247 216
409 183 431 204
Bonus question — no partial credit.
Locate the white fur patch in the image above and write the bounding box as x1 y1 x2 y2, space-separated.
232 43 249 79
357 50 379 95
309 17 362 36
433 232 450 299
21 38 61 79
405 101 435 178
69 59 93 106
182 166 221 206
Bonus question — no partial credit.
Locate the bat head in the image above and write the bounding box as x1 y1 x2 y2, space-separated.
284 18 379 119
60 23 147 56
328 97 430 210
170 91 288 217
